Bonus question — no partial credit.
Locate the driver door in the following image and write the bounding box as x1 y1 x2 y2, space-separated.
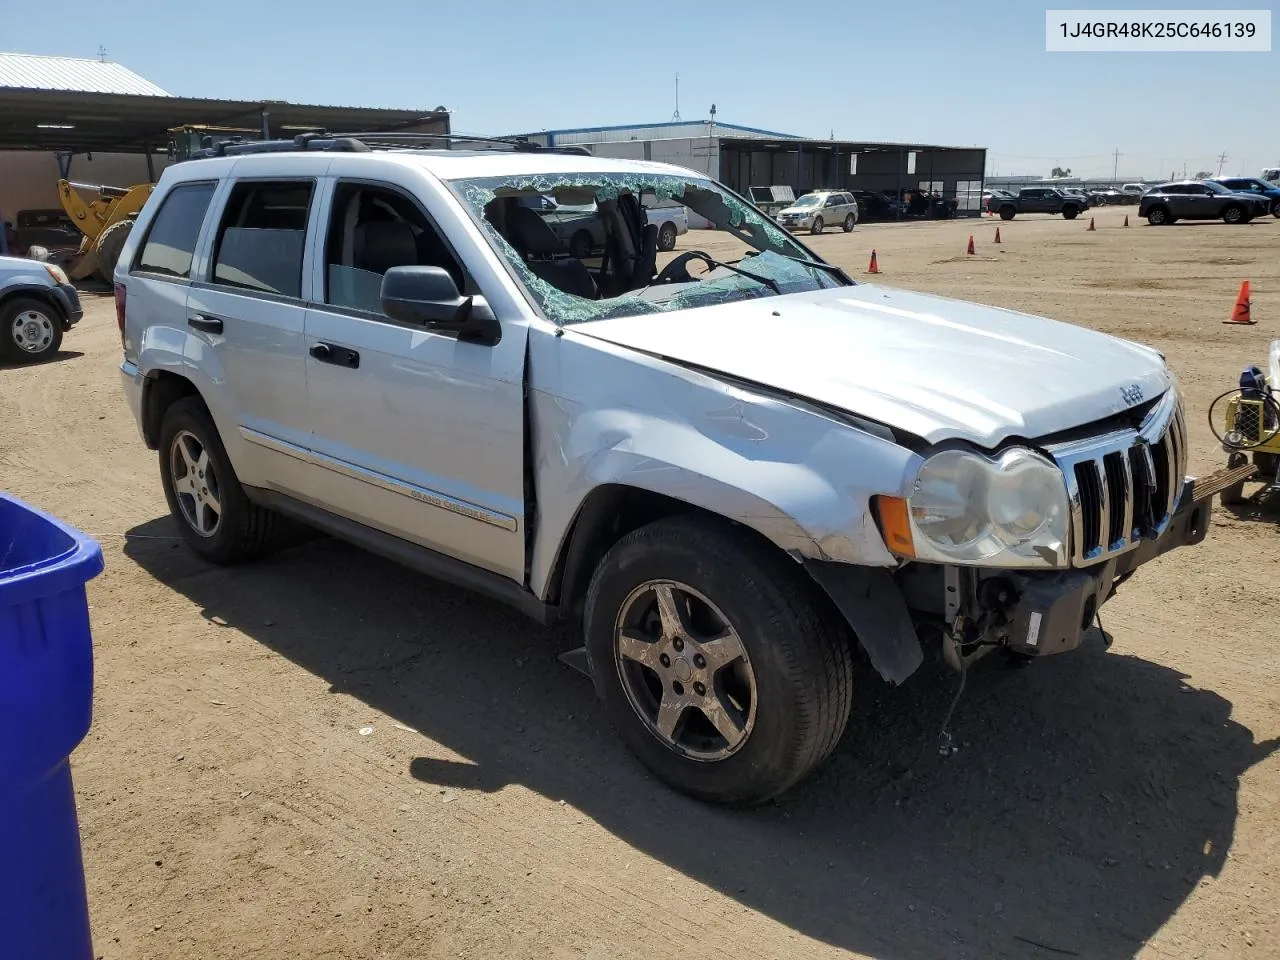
300 174 529 581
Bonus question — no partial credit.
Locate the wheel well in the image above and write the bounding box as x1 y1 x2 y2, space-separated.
142 371 201 449
547 485 776 616
0 287 65 323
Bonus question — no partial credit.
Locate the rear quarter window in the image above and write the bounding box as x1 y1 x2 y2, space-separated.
135 182 217 279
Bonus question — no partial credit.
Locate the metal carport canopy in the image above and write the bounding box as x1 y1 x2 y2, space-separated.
0 88 450 152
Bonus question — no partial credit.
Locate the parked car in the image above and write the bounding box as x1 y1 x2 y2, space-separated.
1088 187 1123 205
775 190 858 234
1262 167 1279 185
0 253 83 363
1058 188 1092 209
1210 177 1280 217
1119 184 1148 204
982 189 1017 214
3 209 82 266
523 196 690 256
992 187 1086 220
1138 180 1270 225
851 189 905 220
642 197 690 250
116 138 1210 805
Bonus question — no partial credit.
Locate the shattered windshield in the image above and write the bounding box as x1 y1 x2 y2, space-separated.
449 171 848 325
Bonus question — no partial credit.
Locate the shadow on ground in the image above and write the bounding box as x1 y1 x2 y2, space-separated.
0 349 84 369
125 518 1277 960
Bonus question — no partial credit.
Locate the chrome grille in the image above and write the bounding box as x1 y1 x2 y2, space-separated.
1047 391 1187 566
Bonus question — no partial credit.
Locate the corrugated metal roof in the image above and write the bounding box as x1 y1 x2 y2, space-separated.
513 120 801 147
0 52 170 96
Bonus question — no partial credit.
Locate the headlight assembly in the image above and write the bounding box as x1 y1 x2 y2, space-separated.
876 447 1069 568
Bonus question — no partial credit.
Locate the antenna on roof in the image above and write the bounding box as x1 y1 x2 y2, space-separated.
97 45 108 62
671 73 681 121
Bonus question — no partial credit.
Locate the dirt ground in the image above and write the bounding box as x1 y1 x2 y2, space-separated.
4 205 1280 960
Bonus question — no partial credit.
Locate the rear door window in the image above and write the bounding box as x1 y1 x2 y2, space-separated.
209 180 314 298
135 182 216 279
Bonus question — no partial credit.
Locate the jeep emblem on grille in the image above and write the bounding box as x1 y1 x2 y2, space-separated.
1120 383 1144 406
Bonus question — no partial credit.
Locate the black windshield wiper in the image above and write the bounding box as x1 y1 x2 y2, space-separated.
701 257 781 294
770 252 848 279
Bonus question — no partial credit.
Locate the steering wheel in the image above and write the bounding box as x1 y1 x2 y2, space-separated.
655 250 714 285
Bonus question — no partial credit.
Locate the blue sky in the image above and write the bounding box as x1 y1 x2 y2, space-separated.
3 0 1275 179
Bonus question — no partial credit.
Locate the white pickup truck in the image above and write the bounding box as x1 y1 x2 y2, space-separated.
116 139 1214 805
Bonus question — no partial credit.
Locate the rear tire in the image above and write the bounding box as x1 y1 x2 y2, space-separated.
842 214 855 232
999 205 1015 221
0 296 63 363
158 396 285 564
657 222 678 251
1271 200 1280 218
1146 206 1170 225
584 516 854 806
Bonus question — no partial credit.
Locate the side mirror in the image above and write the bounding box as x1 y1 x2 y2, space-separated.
380 266 501 345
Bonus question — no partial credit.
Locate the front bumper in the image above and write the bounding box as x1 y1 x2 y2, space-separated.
53 282 83 329
1004 477 1211 657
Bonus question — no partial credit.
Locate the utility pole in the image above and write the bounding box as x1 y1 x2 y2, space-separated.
671 74 681 121
1216 151 1229 176
1112 147 1121 183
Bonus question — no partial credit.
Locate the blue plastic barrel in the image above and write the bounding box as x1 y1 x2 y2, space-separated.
0 493 103 960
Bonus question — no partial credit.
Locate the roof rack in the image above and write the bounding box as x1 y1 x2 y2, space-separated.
196 131 593 159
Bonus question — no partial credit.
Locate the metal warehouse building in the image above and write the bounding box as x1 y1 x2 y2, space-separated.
516 121 988 217
0 52 449 219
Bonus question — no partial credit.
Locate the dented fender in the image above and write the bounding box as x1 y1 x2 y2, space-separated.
526 326 920 599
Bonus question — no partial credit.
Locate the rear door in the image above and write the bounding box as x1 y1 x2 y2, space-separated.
1174 183 1209 218
184 161 327 494
300 171 528 581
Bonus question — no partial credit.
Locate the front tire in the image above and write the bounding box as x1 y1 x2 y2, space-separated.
0 296 63 363
999 205 1015 221
1271 199 1280 218
584 516 854 806
810 217 824 235
657 222 678 251
842 213 855 232
158 397 284 564
94 219 134 284
1222 204 1245 224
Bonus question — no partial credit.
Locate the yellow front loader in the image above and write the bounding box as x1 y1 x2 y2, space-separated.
57 179 153 283
56 125 260 283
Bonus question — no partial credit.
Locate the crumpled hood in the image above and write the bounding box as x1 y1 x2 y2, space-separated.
574 284 1172 447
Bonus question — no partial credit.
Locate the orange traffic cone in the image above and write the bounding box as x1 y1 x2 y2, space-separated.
1087 217 1096 231
993 227 1002 244
868 249 880 274
966 235 975 255
1123 215 1129 227
1224 280 1255 325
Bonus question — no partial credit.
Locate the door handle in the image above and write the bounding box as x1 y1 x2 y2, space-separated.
187 314 223 334
310 342 359 369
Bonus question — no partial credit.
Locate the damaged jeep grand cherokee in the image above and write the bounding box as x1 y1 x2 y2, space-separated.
117 140 1211 806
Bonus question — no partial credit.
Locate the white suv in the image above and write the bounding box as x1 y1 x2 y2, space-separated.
116 136 1212 804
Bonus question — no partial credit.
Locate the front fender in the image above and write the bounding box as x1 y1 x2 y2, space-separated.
527 328 920 598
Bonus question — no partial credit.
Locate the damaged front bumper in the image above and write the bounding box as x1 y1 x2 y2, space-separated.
984 476 1211 659
806 475 1214 684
